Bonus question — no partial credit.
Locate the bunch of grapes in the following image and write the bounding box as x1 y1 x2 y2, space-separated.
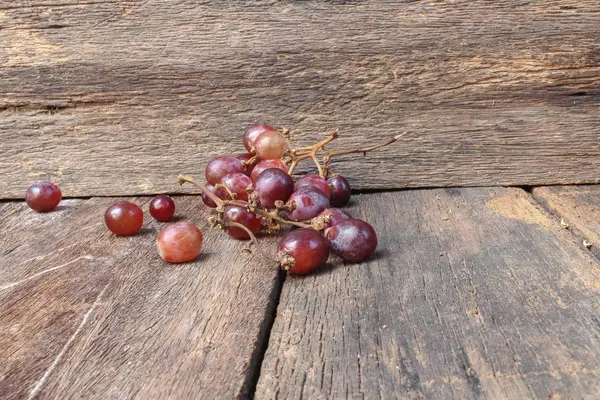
25 124 401 275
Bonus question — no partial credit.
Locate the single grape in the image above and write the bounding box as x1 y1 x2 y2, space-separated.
149 195 176 222
254 130 287 160
315 208 351 230
285 187 330 222
328 175 351 207
105 201 144 236
236 153 259 176
25 182 62 212
243 123 274 153
201 184 219 208
324 219 377 263
277 228 330 275
157 222 203 263
295 175 331 198
223 206 262 240
205 156 245 185
251 159 289 182
218 173 252 201
254 168 294 209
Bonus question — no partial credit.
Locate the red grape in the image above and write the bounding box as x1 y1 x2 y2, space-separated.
201 184 219 208
236 153 259 176
223 206 262 240
277 228 330 275
254 168 294 209
157 222 203 263
324 219 377 262
328 175 351 207
254 130 287 160
105 201 144 236
243 123 274 153
218 173 252 201
25 182 62 212
295 175 331 198
251 159 289 182
149 195 176 222
285 187 330 222
315 208 351 230
205 156 245 185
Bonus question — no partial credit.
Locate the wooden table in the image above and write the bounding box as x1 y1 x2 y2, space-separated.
2 186 600 399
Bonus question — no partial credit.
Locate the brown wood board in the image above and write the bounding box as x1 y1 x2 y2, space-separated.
533 185 600 260
256 188 600 399
1 1 600 198
0 197 282 399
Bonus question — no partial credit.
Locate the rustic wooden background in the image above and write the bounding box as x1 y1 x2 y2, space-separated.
1 0 600 198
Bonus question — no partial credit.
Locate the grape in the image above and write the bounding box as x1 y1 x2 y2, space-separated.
254 130 287 160
324 219 377 262
295 175 331 198
277 228 330 275
236 153 259 176
205 156 245 185
223 206 262 240
218 173 252 201
201 184 219 208
285 187 330 222
253 168 294 209
251 159 289 182
149 195 176 222
157 222 203 263
243 123 274 153
315 208 351 230
105 201 144 236
328 175 351 207
25 182 62 213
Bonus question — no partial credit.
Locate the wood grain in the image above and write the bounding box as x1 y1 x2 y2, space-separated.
0 197 282 399
1 1 600 198
533 185 600 260
256 188 600 399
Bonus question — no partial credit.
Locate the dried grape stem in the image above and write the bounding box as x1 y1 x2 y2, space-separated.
224 221 279 263
178 174 313 229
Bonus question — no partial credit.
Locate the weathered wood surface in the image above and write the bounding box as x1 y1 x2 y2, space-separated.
533 185 600 260
0 197 282 399
1 1 600 198
256 188 600 399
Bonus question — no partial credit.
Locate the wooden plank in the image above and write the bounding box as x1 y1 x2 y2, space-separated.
533 185 600 259
0 196 282 399
256 188 600 399
1 1 600 198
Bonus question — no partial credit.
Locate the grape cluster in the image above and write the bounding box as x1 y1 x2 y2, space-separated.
180 123 385 275
25 124 397 273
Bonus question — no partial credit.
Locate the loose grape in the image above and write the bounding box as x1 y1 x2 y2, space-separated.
295 175 331 198
285 187 330 222
105 201 144 236
277 228 330 275
251 159 289 182
324 219 377 262
157 222 203 263
254 168 294 209
149 195 176 222
254 130 287 160
328 175 351 207
223 206 262 240
243 123 274 153
218 173 252 201
25 182 62 213
205 156 245 185
315 208 351 230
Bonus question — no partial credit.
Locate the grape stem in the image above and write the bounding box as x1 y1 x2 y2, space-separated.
178 174 313 230
223 221 279 263
286 131 408 178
